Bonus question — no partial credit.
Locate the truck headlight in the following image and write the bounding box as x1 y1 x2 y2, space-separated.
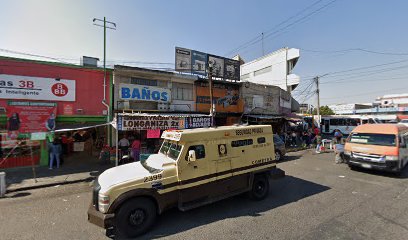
385 155 399 161
98 194 110 213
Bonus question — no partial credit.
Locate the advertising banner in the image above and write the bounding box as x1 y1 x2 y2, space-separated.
119 83 171 102
224 58 240 80
175 47 192 72
174 47 241 81
118 115 184 131
6 101 57 133
208 55 224 78
196 81 242 113
0 74 76 101
184 116 212 128
191 50 207 75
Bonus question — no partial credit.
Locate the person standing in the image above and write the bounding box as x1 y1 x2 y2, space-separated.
291 131 297 147
118 135 130 158
46 113 56 131
334 129 343 144
131 137 141 161
315 133 322 154
49 139 62 169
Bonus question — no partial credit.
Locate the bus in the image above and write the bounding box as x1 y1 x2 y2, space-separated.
320 116 360 135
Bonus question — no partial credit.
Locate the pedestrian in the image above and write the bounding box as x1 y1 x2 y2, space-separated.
291 131 297 147
313 126 320 136
334 129 343 144
315 133 322 153
131 136 141 161
118 135 130 158
49 138 62 169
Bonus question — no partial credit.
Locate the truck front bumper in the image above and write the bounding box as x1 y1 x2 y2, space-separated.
87 204 115 229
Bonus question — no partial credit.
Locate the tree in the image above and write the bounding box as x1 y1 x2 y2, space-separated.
312 105 335 115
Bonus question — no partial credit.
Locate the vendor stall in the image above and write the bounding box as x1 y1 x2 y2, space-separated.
113 112 212 165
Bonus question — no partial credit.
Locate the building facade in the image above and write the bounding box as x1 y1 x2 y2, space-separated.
0 56 113 168
240 48 300 92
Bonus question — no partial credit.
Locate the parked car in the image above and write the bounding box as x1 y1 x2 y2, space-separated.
399 119 408 127
273 134 286 161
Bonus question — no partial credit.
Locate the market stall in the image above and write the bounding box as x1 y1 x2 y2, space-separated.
113 112 212 165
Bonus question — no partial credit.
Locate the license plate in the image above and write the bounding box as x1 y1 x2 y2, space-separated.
361 163 372 169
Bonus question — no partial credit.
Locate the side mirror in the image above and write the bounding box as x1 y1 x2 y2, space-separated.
188 150 196 162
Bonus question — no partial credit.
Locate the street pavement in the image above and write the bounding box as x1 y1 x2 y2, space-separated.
1 150 408 240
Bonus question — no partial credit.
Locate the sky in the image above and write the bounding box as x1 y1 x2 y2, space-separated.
1 0 408 107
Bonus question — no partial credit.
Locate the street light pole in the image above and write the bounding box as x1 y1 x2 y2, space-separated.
93 17 116 146
208 64 214 126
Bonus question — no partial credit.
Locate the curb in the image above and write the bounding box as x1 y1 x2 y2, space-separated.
5 176 95 194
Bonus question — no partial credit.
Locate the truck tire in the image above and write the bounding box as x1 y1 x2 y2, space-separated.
249 174 269 200
115 198 157 238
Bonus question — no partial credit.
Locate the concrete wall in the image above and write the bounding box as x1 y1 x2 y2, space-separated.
240 48 300 91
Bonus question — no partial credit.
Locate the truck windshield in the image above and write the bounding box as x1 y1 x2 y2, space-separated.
159 140 182 160
159 140 170 154
349 133 396 146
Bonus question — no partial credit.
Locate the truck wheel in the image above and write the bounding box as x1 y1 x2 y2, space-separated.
115 198 157 238
249 174 269 200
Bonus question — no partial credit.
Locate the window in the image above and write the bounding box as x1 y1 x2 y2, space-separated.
254 66 272 76
172 83 193 101
168 143 182 160
257 137 266 144
330 119 338 125
130 77 158 86
231 139 253 147
349 133 396 146
185 145 206 160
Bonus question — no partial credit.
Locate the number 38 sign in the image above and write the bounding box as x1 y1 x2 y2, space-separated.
0 74 75 101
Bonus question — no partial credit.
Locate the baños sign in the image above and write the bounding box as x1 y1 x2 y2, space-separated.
119 83 171 102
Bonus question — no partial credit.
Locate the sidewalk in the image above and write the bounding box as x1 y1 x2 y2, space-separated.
2 151 114 193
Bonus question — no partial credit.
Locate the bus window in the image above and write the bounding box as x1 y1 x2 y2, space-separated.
330 119 338 125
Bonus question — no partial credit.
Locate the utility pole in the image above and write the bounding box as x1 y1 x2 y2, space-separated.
208 64 214 126
285 47 289 93
314 76 321 129
93 17 116 146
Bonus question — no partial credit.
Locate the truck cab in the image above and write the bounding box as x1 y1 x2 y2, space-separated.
88 125 283 237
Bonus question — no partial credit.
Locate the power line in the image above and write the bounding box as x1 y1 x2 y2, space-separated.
225 0 335 57
301 47 408 56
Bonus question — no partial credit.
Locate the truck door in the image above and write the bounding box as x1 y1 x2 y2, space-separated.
178 144 211 206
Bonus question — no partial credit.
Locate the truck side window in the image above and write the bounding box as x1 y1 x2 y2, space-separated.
185 145 206 160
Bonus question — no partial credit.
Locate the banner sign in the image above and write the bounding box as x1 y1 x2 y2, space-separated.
0 74 76 101
191 50 207 75
196 81 242 113
119 83 171 102
118 115 184 130
7 101 57 133
184 116 212 128
175 47 192 72
175 47 240 80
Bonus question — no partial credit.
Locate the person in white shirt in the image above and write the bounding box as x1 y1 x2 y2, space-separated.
118 136 130 157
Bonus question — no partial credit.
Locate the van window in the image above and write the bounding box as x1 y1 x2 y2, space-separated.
186 145 206 160
349 133 396 146
231 139 253 147
168 143 182 160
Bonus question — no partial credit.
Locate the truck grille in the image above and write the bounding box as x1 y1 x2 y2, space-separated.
92 179 101 210
352 152 384 162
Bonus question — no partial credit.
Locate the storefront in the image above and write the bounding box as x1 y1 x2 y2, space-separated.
0 56 113 169
114 113 211 163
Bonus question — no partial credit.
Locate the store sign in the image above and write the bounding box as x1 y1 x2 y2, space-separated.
119 83 171 102
184 116 212 128
118 115 184 130
0 74 76 101
6 101 57 133
196 81 242 113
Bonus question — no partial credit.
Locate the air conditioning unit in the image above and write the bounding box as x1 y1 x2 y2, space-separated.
158 102 170 110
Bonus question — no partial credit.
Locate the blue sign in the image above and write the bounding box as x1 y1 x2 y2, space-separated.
119 84 171 102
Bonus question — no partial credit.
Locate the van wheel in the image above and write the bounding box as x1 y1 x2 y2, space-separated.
249 174 269 200
115 198 157 238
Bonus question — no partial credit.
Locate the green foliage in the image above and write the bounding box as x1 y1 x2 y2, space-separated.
312 105 335 115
